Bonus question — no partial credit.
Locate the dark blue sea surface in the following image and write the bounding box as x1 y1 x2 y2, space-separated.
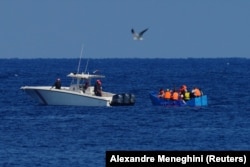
0 58 249 166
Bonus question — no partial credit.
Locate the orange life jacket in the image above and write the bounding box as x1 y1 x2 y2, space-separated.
194 88 201 97
164 91 171 99
172 92 179 100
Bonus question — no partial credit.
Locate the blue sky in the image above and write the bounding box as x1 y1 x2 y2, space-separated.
0 0 249 58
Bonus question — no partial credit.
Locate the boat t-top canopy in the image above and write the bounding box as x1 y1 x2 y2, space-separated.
67 73 105 79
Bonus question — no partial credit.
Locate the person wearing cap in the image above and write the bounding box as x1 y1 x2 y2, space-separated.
94 79 102 96
52 78 61 89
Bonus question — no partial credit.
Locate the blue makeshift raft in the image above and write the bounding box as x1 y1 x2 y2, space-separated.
149 92 208 107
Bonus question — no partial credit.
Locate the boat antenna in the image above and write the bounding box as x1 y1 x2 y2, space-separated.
84 58 89 74
77 44 84 74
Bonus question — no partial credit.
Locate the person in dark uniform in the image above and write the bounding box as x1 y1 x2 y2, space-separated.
94 80 102 96
82 80 89 93
52 78 61 89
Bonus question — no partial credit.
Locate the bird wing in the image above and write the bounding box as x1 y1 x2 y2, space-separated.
139 28 148 36
131 28 139 39
131 29 135 34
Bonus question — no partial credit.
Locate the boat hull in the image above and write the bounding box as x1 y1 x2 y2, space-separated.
149 92 208 107
21 86 112 106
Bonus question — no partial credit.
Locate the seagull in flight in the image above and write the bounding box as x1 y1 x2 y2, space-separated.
131 28 148 40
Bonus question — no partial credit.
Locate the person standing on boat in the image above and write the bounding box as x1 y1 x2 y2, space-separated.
52 78 61 89
82 81 89 93
94 80 102 96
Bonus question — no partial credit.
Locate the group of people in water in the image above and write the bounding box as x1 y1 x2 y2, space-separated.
158 85 203 101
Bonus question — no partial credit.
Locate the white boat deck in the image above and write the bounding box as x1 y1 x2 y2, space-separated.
20 72 134 107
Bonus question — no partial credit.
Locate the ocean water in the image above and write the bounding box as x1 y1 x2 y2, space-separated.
0 58 249 166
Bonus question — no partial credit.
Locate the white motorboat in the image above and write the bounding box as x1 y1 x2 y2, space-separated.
21 72 135 107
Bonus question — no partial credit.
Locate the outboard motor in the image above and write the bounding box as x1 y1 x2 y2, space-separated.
111 93 135 106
